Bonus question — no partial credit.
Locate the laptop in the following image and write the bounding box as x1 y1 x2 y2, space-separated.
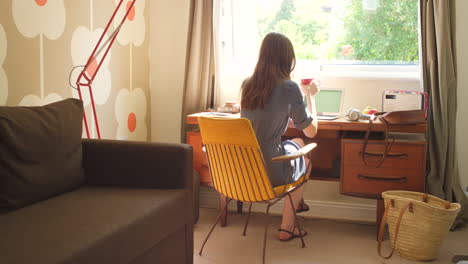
315 89 344 120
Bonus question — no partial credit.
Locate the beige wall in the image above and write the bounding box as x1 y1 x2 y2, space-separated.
149 0 190 143
0 0 151 141
456 0 468 193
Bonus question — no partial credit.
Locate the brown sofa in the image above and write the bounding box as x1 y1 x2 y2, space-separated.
0 139 194 264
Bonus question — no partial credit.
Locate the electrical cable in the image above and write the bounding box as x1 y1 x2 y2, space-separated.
69 65 85 90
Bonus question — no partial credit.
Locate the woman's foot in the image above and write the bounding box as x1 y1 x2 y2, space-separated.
278 227 308 241
296 199 309 213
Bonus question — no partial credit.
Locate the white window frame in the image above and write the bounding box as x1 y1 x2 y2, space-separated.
219 0 421 79
216 0 422 107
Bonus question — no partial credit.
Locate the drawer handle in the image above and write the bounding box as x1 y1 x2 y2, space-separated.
360 151 408 159
358 174 407 183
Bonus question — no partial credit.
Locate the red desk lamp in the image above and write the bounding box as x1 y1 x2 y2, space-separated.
74 0 137 139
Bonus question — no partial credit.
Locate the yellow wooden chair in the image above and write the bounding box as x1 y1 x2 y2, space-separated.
198 116 317 263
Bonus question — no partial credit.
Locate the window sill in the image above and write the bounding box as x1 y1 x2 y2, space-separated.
315 71 420 81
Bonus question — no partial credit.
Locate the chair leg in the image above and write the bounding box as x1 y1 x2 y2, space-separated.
262 204 272 264
287 193 306 248
242 203 253 236
237 201 243 214
199 198 232 256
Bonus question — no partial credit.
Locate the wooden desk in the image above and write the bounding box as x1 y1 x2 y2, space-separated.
186 113 427 133
187 113 427 232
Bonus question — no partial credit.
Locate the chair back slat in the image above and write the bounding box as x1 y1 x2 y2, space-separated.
225 145 246 201
243 147 266 200
216 144 234 198
231 145 255 201
206 144 223 196
199 117 276 202
220 144 239 199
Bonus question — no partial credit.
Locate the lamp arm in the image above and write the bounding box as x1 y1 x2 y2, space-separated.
74 0 137 139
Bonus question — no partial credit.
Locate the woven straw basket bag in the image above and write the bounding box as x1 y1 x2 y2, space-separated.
378 191 461 261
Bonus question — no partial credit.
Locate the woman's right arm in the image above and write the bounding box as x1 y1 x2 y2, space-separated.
301 82 320 138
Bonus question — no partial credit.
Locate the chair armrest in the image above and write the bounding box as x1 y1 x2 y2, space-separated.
82 139 193 190
271 143 317 162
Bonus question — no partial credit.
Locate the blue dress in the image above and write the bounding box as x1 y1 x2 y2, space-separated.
241 80 313 187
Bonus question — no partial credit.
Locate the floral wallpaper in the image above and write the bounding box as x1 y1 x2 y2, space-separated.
0 0 150 141
0 24 7 106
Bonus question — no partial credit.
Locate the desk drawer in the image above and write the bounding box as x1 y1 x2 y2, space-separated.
341 165 425 198
187 132 211 184
199 165 212 184
342 140 426 169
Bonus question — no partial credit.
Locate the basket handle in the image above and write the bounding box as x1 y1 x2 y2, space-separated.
421 193 451 209
377 200 413 259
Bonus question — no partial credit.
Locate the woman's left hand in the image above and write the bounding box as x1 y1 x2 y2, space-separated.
300 80 320 97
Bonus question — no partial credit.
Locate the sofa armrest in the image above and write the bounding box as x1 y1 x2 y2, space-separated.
82 139 193 190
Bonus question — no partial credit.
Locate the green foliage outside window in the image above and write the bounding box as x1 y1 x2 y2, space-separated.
257 0 419 63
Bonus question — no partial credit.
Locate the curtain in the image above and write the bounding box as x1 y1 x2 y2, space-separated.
181 0 219 140
421 0 468 226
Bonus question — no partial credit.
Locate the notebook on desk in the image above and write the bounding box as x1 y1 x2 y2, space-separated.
315 89 344 120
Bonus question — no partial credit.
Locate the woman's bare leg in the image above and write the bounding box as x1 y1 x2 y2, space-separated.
279 138 309 240
279 184 306 239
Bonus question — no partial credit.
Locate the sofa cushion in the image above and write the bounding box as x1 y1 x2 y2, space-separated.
0 99 84 212
0 187 188 264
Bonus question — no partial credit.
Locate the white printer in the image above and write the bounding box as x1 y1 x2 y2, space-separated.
382 90 427 112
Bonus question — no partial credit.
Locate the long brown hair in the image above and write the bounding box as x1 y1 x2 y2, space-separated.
241 32 296 110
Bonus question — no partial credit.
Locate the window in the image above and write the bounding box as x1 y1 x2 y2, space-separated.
216 0 421 104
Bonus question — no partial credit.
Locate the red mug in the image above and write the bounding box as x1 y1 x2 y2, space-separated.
301 78 314 85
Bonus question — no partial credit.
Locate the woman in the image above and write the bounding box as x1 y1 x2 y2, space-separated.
240 32 319 241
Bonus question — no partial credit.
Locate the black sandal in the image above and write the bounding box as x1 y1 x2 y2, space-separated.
296 199 310 213
278 227 308 242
